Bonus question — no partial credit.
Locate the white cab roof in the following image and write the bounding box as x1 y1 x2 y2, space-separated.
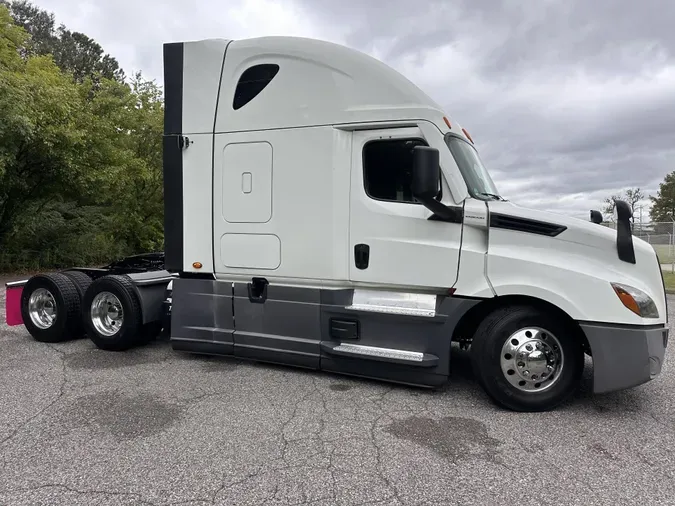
213 36 447 132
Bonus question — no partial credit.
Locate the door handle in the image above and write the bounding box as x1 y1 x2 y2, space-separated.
354 244 370 270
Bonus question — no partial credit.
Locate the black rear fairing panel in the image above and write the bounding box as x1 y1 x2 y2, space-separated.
162 42 185 272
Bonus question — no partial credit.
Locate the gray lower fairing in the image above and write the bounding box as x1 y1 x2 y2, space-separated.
169 277 479 388
580 322 668 393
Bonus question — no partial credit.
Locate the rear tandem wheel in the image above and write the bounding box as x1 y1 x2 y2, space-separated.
81 274 144 351
20 273 81 343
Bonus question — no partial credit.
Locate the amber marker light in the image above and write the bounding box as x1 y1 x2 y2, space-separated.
462 128 474 144
192 262 203 269
611 282 659 318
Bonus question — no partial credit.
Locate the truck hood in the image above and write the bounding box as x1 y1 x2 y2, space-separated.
485 200 666 324
487 200 655 259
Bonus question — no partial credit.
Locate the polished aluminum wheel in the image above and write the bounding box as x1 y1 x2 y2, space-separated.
500 327 564 392
90 291 124 337
28 288 57 329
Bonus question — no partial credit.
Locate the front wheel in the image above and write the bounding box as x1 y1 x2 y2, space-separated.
470 306 584 412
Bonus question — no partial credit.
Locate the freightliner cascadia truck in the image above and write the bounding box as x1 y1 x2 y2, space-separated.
4 36 669 412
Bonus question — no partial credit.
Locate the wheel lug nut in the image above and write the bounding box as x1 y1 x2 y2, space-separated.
526 344 533 351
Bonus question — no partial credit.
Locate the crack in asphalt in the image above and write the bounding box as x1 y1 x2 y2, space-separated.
0 342 68 449
0 482 159 505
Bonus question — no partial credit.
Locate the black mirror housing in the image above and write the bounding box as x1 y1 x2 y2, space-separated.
410 145 462 224
412 146 441 201
590 210 603 224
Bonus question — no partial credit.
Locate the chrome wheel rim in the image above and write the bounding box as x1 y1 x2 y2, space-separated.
28 288 57 329
500 327 564 393
90 291 124 337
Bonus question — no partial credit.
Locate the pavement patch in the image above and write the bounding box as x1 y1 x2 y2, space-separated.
56 391 184 441
384 415 502 464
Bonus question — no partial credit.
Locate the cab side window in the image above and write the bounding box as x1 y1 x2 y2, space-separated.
363 138 441 203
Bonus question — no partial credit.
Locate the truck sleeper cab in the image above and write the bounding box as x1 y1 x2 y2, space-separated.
5 36 669 413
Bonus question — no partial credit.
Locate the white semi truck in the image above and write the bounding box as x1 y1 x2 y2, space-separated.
4 36 669 412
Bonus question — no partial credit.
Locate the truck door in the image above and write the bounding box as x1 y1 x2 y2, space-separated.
318 126 466 387
348 127 462 288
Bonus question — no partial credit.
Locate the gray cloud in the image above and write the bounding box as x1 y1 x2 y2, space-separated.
34 0 675 220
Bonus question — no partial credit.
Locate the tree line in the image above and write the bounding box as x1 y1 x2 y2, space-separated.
602 178 675 232
0 1 163 271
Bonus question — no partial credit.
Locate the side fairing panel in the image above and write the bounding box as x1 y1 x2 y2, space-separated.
182 39 231 135
162 38 230 273
453 198 492 297
182 133 216 273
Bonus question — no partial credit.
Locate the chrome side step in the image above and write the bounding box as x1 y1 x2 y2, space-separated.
334 343 424 361
321 342 439 367
345 289 437 317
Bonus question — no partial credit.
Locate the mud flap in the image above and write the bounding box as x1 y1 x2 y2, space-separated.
5 284 24 326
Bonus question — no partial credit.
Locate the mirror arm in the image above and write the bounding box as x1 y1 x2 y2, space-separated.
418 197 463 224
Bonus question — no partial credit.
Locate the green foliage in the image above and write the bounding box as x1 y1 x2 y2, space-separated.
649 172 675 224
0 3 164 271
2 0 125 82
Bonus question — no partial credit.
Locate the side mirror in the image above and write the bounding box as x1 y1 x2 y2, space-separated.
412 146 440 201
590 210 603 224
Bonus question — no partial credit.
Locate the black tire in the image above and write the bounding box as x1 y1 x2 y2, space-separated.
470 305 584 412
61 270 92 299
61 270 93 337
20 273 81 343
82 275 143 351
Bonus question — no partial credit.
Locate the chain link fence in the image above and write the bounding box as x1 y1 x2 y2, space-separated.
602 221 675 268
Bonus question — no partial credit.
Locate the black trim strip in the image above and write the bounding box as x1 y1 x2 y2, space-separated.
489 213 566 237
578 321 666 330
163 43 183 136
162 42 185 272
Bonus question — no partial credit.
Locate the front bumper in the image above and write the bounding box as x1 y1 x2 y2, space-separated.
581 322 669 393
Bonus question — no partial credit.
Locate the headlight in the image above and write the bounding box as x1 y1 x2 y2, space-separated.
611 282 659 318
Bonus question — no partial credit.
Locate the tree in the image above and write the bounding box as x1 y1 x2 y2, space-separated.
2 0 125 83
649 172 675 224
602 188 644 224
0 3 165 269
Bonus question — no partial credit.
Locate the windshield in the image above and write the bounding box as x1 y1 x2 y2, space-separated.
444 134 502 200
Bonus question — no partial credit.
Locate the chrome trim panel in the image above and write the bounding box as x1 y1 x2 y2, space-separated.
346 289 437 317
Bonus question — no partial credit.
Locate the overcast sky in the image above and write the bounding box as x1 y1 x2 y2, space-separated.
32 0 675 221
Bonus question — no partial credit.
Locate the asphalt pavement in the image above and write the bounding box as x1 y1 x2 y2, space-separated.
1 274 674 506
